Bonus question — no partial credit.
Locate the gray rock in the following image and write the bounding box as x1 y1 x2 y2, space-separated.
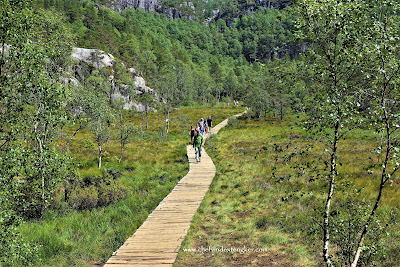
104 0 200 19
127 67 136 74
71 47 114 69
61 77 79 87
134 76 146 87
111 88 157 112
71 47 161 110
108 0 159 12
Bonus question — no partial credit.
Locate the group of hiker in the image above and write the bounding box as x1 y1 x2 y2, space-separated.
189 116 212 163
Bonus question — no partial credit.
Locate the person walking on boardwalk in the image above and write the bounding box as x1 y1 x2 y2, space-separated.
198 118 205 136
189 125 195 145
193 129 203 163
207 116 212 130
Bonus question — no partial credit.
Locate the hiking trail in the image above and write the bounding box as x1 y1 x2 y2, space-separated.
104 112 244 267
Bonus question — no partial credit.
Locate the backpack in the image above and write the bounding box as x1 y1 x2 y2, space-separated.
194 135 203 146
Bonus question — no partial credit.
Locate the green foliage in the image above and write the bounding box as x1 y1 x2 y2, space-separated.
226 116 239 128
34 0 296 106
66 171 127 210
0 1 74 265
294 0 400 265
245 87 269 118
0 199 38 266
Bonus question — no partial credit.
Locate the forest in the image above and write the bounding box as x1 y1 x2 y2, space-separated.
1 0 400 266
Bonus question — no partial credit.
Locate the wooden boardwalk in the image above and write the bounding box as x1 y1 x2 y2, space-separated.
104 113 243 267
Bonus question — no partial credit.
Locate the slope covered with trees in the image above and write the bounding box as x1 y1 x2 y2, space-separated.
33 0 296 104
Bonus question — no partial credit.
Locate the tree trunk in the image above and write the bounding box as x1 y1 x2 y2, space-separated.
166 109 170 134
109 82 113 105
351 108 390 267
145 105 148 130
0 41 5 120
35 121 46 217
119 145 123 163
141 112 144 129
272 100 276 117
61 124 85 153
98 145 102 169
323 117 340 265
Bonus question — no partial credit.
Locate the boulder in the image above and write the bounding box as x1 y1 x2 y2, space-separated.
127 67 136 74
134 76 146 87
71 47 114 69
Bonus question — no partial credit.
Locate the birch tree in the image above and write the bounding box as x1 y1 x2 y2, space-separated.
295 0 366 264
0 1 73 263
351 1 400 265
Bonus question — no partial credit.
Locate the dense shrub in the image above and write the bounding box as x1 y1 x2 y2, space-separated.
63 171 127 210
226 116 238 128
69 186 99 210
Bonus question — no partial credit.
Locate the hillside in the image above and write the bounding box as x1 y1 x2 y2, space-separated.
33 0 296 105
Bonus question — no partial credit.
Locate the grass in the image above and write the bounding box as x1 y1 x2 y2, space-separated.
174 115 400 266
17 105 245 266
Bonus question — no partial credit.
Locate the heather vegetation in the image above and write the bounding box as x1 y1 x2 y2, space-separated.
176 116 400 266
2 0 400 266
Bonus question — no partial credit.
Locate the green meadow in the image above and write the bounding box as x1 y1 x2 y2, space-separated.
175 115 400 266
15 108 400 266
17 106 244 266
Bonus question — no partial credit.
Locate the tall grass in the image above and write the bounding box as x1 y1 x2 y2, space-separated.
175 116 400 266
17 106 244 266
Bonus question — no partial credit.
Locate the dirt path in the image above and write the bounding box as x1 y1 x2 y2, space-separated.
104 113 244 267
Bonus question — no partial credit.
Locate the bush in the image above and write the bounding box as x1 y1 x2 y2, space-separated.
255 216 269 229
227 116 238 128
0 208 38 266
65 171 127 210
97 180 127 207
103 167 122 180
81 139 95 150
68 186 98 210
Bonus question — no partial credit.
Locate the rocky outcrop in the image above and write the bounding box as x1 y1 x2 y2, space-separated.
204 0 292 26
102 0 199 20
203 9 219 25
71 48 114 69
108 0 159 12
157 2 197 20
70 47 160 112
237 0 291 11
96 0 290 21
61 77 79 87
111 75 159 111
